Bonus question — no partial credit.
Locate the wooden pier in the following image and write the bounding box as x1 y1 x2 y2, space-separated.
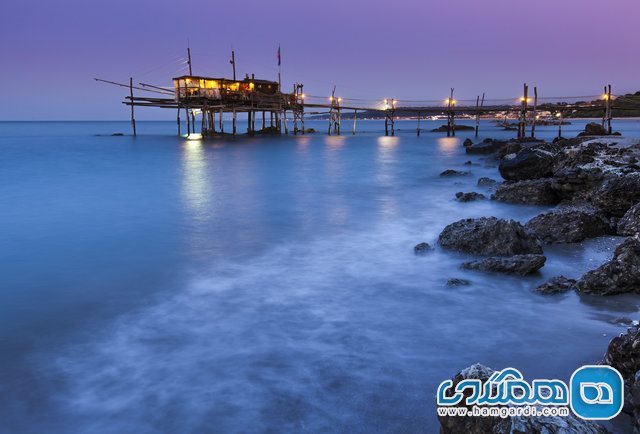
97 53 637 139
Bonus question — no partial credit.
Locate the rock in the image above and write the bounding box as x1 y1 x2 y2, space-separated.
618 203 640 236
455 192 486 202
462 254 546 275
414 242 434 255
438 217 542 256
464 160 473 165
465 138 509 155
576 237 640 295
603 325 640 431
498 146 557 181
525 207 612 243
440 169 471 177
463 138 473 147
477 177 497 187
592 173 640 217
432 124 475 132
438 363 609 434
446 278 470 286
535 276 576 294
492 179 561 205
578 122 608 136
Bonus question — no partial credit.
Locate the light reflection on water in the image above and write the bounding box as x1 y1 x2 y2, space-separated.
0 119 639 433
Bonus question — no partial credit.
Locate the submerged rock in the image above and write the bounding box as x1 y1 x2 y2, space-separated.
455 192 486 202
438 363 609 434
525 207 612 243
462 254 546 275
499 146 557 181
492 179 560 205
438 217 542 256
618 203 640 236
440 169 471 177
576 237 640 295
414 242 434 255
465 138 509 155
463 138 473 147
446 278 471 287
477 177 497 187
535 276 577 294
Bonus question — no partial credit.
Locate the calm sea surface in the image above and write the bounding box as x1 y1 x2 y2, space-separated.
1 119 640 433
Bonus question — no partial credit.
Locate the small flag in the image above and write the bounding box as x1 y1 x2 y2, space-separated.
277 45 281 66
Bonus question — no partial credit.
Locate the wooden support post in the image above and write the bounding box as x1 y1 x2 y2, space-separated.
247 110 252 134
262 111 265 130
607 84 613 134
177 109 181 136
283 110 288 134
519 83 528 140
129 77 137 137
270 111 274 128
385 115 389 136
186 108 191 135
191 111 196 133
531 87 538 138
558 111 563 139
232 109 237 135
353 110 357 135
219 109 224 133
602 85 608 128
417 112 421 136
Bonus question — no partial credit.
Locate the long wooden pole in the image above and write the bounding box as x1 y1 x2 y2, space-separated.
531 86 538 138
352 110 357 135
129 77 137 137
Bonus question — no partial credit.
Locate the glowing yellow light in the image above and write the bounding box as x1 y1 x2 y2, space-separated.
249 82 255 90
384 99 388 104
602 94 610 100
329 96 333 101
555 112 561 118
338 97 342 102
300 93 305 99
519 97 532 102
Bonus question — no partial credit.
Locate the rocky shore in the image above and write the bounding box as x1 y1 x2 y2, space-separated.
420 123 640 432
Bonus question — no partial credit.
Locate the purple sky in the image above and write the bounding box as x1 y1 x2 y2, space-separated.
1 0 638 120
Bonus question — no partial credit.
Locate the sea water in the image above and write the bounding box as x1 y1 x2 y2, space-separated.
1 119 640 433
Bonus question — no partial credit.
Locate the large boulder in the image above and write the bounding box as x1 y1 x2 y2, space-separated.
618 203 640 236
414 242 434 255
576 237 640 295
603 326 640 431
578 122 608 136
492 179 561 205
499 146 557 181
525 207 612 243
592 173 640 217
438 217 542 256
535 276 576 294
438 363 609 434
462 254 546 275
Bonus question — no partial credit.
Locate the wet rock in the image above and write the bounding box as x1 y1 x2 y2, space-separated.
455 192 486 202
446 278 470 287
492 179 561 205
525 207 612 243
477 177 497 187
603 325 640 430
440 169 471 177
535 276 576 294
465 138 509 155
438 217 542 256
464 160 473 165
576 237 640 295
462 254 546 275
438 363 609 434
414 242 434 255
499 146 557 181
578 122 608 136
463 138 473 147
592 173 640 217
618 203 640 236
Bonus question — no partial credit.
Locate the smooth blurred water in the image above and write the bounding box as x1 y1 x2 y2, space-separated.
1 119 640 433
